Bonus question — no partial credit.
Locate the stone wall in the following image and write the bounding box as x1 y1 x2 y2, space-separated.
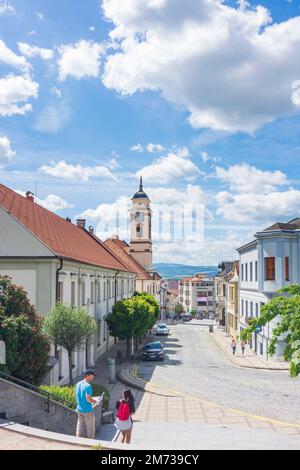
0 379 102 436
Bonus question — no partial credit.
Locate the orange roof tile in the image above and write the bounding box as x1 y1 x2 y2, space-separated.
104 238 153 280
0 184 130 272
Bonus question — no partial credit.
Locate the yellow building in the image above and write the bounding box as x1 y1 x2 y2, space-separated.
226 261 239 337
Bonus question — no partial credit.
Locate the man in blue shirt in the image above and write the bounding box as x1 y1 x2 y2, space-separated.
75 370 97 439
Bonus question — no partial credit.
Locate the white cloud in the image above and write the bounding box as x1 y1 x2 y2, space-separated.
0 1 14 15
214 164 288 194
0 136 15 166
216 189 300 223
16 190 73 213
136 147 203 184
0 40 31 72
146 143 165 153
58 40 104 81
36 12 44 21
131 143 143 152
34 100 72 134
101 0 300 133
107 157 121 170
40 160 116 182
51 87 62 98
18 42 53 61
0 74 39 116
89 26 96 32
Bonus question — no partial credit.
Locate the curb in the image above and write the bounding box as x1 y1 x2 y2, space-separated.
211 333 289 371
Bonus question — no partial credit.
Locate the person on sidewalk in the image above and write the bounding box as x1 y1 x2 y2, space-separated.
115 389 134 444
231 338 237 356
75 369 97 439
240 340 246 356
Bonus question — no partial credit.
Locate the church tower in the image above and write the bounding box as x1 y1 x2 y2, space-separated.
129 177 153 271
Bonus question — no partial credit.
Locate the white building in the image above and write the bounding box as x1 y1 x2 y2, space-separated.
0 184 136 385
237 218 300 358
179 274 215 318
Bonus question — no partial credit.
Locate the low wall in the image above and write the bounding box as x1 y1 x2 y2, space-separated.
0 379 102 436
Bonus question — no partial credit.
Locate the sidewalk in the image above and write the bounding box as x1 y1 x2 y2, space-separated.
212 329 289 370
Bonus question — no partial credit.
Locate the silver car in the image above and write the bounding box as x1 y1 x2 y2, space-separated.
156 323 169 336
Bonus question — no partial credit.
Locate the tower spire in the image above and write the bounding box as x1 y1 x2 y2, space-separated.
139 176 143 191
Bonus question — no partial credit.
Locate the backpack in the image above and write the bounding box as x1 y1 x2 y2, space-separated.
117 400 130 421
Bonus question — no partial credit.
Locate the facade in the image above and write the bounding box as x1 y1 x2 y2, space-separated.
225 261 239 337
237 218 300 358
179 274 215 318
0 184 135 385
104 236 162 305
165 281 179 315
214 262 234 326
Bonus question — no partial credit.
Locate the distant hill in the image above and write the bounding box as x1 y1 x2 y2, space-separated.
153 263 218 280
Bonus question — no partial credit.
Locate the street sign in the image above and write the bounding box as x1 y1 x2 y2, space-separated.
0 340 5 365
255 325 262 333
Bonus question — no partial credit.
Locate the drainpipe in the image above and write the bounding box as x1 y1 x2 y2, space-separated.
55 258 63 303
55 258 63 359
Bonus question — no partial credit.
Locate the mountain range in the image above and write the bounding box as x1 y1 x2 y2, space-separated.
153 263 219 280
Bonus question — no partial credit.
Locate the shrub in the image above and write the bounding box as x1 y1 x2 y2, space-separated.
41 384 110 411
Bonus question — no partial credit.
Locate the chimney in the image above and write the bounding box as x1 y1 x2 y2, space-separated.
26 191 34 202
76 219 86 229
66 217 71 223
89 226 94 234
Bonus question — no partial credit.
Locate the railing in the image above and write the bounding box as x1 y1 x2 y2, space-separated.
0 371 74 413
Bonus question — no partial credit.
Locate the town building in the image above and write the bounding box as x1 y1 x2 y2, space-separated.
179 274 215 318
225 261 240 337
237 218 300 358
0 184 136 385
165 280 180 316
214 262 234 326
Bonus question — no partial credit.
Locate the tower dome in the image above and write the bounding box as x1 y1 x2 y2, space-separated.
132 177 150 201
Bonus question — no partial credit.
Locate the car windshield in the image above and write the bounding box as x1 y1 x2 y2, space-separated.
158 325 166 329
145 343 162 350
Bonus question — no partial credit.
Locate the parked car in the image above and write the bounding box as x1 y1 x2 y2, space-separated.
180 313 192 322
142 341 164 361
156 324 169 336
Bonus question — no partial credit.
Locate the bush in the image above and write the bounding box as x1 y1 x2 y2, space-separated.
41 384 110 411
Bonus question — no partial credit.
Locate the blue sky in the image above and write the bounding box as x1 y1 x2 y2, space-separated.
0 0 300 265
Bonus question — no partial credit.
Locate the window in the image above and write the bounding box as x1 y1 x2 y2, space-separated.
285 257 290 281
250 263 253 282
246 301 248 316
82 281 86 306
57 282 64 302
71 281 76 307
256 303 259 318
250 302 253 317
241 264 244 282
265 257 275 281
103 281 106 300
241 299 244 315
245 264 248 282
97 282 101 303
255 261 258 282
97 321 101 347
91 281 94 304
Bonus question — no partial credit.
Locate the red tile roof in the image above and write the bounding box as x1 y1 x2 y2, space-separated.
0 184 131 272
104 238 153 280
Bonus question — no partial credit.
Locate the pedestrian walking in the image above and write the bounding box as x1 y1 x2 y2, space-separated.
240 340 246 356
231 338 237 356
75 370 97 439
115 389 134 444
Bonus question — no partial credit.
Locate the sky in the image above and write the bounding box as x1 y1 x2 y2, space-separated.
0 0 300 266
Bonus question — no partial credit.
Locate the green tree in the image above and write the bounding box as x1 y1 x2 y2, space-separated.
175 303 184 316
44 303 96 385
0 276 50 385
134 292 160 322
107 296 155 358
240 285 300 377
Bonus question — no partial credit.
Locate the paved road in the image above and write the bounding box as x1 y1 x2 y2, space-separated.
138 321 300 424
